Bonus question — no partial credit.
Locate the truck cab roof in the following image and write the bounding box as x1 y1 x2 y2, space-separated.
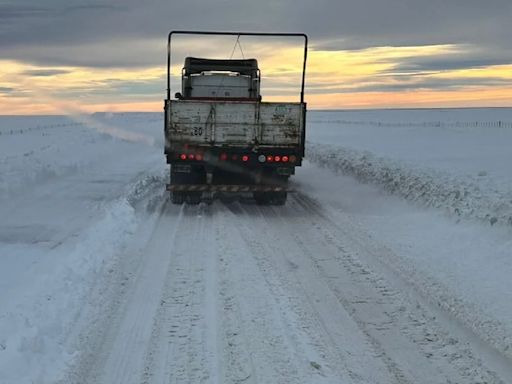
181 57 260 100
184 57 259 77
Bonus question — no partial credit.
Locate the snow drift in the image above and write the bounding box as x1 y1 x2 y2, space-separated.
307 143 512 227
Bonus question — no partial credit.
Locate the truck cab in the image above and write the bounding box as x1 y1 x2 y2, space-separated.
179 57 260 100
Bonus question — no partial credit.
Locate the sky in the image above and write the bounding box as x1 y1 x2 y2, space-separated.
1 0 511 114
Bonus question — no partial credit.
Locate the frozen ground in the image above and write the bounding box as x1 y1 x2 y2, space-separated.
307 108 512 226
0 113 165 383
0 109 511 383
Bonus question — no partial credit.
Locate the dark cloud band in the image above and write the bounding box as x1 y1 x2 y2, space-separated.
1 0 511 68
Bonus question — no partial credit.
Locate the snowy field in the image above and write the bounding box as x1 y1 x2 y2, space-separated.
0 109 511 383
307 108 512 226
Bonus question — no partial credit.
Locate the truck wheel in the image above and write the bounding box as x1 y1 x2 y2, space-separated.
171 192 185 204
170 170 185 204
170 166 205 205
272 191 287 205
185 192 202 205
253 192 270 205
184 168 205 204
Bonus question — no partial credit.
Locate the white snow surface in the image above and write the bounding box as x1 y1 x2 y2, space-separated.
0 109 511 383
307 108 512 226
0 113 165 383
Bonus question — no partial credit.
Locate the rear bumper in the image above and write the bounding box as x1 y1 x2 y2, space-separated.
167 184 289 192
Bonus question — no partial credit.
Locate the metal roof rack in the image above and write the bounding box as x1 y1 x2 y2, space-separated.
167 30 308 103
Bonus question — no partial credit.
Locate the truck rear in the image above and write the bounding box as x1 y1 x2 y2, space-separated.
164 31 308 205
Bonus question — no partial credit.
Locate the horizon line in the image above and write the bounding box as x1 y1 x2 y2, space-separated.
2 105 512 117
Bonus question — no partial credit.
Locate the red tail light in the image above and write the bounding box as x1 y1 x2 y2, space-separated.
242 155 249 162
274 155 281 162
266 155 274 162
195 154 203 161
220 153 228 161
282 156 289 162
180 154 187 160
188 154 195 160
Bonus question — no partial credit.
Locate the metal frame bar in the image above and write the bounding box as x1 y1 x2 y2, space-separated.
166 184 291 193
167 30 308 103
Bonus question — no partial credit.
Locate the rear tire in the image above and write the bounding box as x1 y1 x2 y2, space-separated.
169 166 205 205
253 171 288 205
171 191 185 204
272 191 287 205
253 192 270 205
185 192 202 205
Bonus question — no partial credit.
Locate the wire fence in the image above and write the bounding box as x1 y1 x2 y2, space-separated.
308 119 512 129
0 122 85 137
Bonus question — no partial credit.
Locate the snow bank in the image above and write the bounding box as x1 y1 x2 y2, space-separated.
0 113 166 383
0 196 138 384
306 108 512 228
307 142 512 227
0 166 166 383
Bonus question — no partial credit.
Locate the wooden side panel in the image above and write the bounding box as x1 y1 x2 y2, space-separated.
167 101 304 148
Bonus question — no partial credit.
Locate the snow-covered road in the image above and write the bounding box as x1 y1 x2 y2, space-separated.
1 111 511 383
61 191 512 384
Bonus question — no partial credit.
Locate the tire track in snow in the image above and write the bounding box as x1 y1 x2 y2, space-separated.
216 203 315 383
226 201 400 384
72 201 185 384
214 209 259 384
214 193 509 383
62 185 511 384
141 204 221 384
287 192 509 383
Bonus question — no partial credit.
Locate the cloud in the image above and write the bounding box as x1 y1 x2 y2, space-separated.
1 0 511 69
0 87 14 94
0 4 49 20
22 69 71 76
2 0 512 112
386 50 512 74
52 78 164 100
3 38 163 68
62 3 125 13
305 77 512 95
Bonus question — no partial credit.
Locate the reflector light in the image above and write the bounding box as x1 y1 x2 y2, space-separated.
180 154 187 160
282 156 289 162
274 155 281 162
242 155 249 162
266 155 274 162
289 155 297 163
188 154 195 160
220 153 228 161
258 155 266 163
232 154 238 161
195 154 203 161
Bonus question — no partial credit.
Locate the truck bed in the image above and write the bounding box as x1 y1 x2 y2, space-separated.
165 100 305 149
